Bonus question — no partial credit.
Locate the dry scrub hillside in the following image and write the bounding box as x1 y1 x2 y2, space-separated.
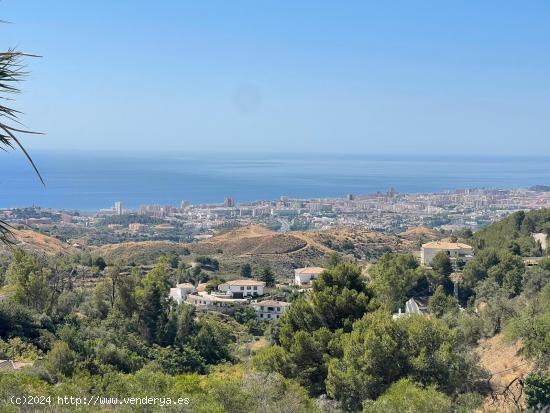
95 224 415 277
3 225 417 278
477 334 534 412
189 225 308 256
1 229 77 256
399 226 440 241
185 225 415 277
97 241 191 264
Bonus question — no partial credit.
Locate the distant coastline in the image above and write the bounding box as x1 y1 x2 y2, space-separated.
2 151 550 210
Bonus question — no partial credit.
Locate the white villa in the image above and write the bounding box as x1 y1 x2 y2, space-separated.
218 279 265 298
253 300 291 320
186 292 248 313
169 283 196 304
294 267 324 286
420 241 474 266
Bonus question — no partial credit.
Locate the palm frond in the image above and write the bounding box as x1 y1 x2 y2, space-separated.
0 48 43 244
0 219 15 245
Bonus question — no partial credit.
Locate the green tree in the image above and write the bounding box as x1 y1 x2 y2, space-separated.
240 263 252 278
113 269 139 317
92 256 107 271
205 277 224 293
368 253 423 311
288 328 332 395
137 263 170 343
362 379 451 413
192 318 233 364
4 250 55 312
0 301 40 341
475 279 517 335
45 341 76 380
278 263 370 347
505 284 550 363
326 312 486 411
138 282 166 344
176 306 197 346
431 251 453 277
252 345 295 378
524 371 550 410
258 267 276 287
149 345 206 374
428 286 458 317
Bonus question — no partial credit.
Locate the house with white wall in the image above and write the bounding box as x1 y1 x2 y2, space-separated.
186 292 247 314
169 283 196 304
420 241 474 266
253 300 291 320
294 267 324 286
218 279 265 298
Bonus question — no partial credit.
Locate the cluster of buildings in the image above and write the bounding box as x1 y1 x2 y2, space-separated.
162 187 550 233
169 279 288 320
167 266 326 320
4 187 550 239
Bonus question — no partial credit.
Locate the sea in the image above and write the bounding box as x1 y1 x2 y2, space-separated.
1 150 550 211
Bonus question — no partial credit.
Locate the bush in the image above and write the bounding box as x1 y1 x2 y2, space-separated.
362 379 451 413
525 371 550 410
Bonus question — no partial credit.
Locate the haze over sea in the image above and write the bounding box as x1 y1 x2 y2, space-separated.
2 151 550 211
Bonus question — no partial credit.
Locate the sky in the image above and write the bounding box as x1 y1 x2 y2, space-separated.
2 1 550 155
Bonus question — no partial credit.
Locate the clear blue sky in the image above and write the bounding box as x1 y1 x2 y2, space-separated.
3 1 550 155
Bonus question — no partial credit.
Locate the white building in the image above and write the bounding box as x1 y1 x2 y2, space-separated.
186 293 247 313
294 267 324 286
218 279 265 298
420 241 474 266
532 233 548 251
253 300 291 320
114 201 123 215
392 298 429 320
169 283 196 304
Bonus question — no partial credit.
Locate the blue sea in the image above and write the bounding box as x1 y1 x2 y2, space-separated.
1 151 550 211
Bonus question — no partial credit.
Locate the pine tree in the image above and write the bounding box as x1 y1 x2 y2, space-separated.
258 267 276 287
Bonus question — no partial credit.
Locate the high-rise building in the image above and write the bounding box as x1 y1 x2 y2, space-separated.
224 197 236 207
114 201 123 215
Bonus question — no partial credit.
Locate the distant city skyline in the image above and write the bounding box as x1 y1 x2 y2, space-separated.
3 1 550 155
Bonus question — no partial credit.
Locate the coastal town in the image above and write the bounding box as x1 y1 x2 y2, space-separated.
2 186 550 246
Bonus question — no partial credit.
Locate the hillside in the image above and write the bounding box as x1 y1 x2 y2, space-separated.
190 225 415 276
399 226 440 241
97 240 191 264
1 229 78 256
96 224 415 277
189 225 309 256
473 208 550 256
477 334 534 412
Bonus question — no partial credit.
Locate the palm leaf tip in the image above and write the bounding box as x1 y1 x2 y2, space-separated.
0 48 44 185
